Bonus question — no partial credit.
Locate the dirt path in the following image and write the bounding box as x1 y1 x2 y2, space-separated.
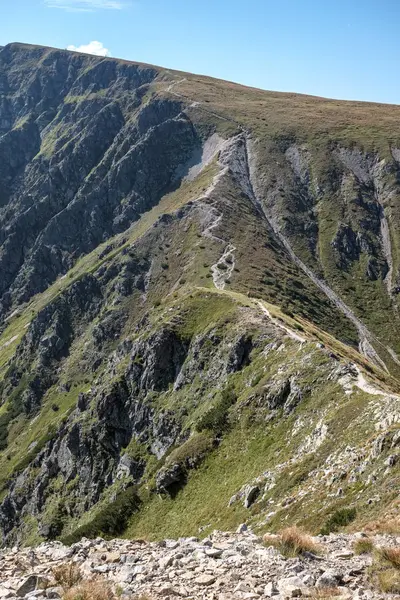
257 300 306 343
214 287 398 400
354 367 400 399
200 202 237 291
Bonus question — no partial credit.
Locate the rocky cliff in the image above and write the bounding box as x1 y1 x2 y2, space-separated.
0 43 399 547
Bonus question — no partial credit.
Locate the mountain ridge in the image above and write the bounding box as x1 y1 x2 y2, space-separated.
7 41 400 107
0 42 399 547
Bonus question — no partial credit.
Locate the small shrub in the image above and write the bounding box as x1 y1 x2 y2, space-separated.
63 579 116 600
320 507 357 534
378 546 400 569
263 526 321 558
53 564 82 590
376 569 400 594
195 385 237 434
166 432 214 467
61 487 140 545
279 526 321 557
369 562 400 594
353 538 374 555
368 545 400 593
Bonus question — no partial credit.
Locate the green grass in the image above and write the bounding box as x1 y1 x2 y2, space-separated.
1 283 399 542
354 538 374 555
126 425 278 540
0 380 90 492
61 486 141 545
165 432 214 468
320 507 357 535
368 547 400 594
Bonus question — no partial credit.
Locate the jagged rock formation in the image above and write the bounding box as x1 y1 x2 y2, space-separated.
0 43 399 546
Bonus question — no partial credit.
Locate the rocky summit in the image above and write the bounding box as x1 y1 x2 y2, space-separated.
0 41 399 596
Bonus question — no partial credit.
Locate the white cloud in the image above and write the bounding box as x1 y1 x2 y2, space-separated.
67 41 111 57
45 0 126 12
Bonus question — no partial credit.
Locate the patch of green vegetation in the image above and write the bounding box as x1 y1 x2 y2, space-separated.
172 290 236 340
166 431 214 467
354 538 374 555
13 114 30 129
38 122 64 158
0 379 89 492
195 385 237 434
368 547 400 594
62 486 141 545
22 515 44 547
320 507 357 535
64 90 108 104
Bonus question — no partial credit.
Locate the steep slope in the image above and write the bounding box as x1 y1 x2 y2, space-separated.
0 43 399 545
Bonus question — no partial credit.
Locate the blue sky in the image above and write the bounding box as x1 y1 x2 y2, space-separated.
1 0 400 104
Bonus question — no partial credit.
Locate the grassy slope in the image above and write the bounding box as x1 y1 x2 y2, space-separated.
157 64 400 366
40 286 398 542
125 291 399 540
9 42 400 144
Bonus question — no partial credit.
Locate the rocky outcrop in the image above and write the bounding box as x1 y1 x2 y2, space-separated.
0 325 188 542
0 304 276 544
0 44 205 317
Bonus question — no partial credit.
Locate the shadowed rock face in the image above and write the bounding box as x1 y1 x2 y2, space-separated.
1 43 400 546
0 44 203 313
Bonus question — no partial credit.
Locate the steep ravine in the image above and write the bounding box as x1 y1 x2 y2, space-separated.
245 137 399 371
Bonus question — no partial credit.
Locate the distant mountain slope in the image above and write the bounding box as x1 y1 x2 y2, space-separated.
0 43 399 545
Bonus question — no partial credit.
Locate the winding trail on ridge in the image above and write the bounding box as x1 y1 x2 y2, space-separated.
256 300 306 343
163 77 396 371
200 200 237 290
193 138 238 291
